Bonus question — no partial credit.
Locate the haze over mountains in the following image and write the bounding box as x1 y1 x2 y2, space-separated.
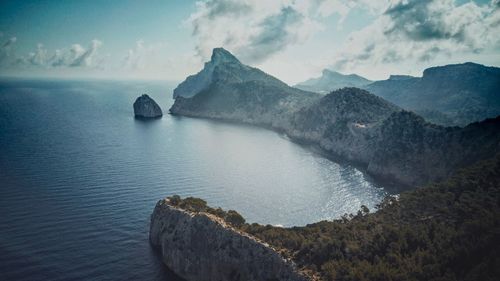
170 48 500 188
296 63 500 126
366 63 500 126
294 70 372 94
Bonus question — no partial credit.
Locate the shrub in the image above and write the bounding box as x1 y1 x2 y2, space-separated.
225 210 246 227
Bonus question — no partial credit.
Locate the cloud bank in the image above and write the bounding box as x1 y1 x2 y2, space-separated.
188 0 339 63
332 0 500 72
1 38 104 69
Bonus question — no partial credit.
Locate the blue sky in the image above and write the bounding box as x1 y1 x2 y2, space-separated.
1 0 499 84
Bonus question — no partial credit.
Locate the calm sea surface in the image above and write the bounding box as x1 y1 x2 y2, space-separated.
0 79 388 281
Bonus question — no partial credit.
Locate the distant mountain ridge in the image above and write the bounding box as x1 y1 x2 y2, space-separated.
170 48 500 187
365 62 500 126
294 69 372 93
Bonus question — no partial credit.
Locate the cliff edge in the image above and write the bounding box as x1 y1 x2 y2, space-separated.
149 197 311 281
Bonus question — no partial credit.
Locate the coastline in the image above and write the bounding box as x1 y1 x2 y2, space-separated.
168 111 413 192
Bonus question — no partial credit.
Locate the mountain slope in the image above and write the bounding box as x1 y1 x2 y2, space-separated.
174 48 297 99
289 88 399 164
171 48 320 128
170 49 500 187
365 62 500 126
295 69 372 93
244 154 500 281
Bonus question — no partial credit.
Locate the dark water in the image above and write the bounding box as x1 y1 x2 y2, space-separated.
0 79 387 281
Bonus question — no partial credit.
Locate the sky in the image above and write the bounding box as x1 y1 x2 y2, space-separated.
0 0 499 84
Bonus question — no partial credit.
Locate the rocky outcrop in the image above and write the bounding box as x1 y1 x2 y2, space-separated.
133 94 163 118
170 48 500 187
149 198 310 281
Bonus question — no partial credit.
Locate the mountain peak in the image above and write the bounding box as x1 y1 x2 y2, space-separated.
322 69 336 76
210 48 240 65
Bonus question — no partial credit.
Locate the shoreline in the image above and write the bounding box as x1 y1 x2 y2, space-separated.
169 111 413 193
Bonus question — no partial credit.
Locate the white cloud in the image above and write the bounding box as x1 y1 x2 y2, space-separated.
123 39 168 71
0 36 17 64
70 39 102 67
188 0 335 63
28 43 48 66
3 39 104 69
331 0 500 75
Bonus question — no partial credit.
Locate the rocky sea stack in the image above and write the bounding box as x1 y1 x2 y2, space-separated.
133 94 163 118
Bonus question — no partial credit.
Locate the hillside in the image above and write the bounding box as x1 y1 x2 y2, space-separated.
171 48 320 128
365 63 500 126
170 48 500 187
244 154 500 281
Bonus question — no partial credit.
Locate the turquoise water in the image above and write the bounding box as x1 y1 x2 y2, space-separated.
0 79 387 280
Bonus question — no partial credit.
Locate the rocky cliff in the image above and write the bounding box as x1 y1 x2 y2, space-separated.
149 198 310 281
133 94 163 118
170 48 500 187
171 48 320 129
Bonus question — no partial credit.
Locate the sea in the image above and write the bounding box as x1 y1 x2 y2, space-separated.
0 78 388 280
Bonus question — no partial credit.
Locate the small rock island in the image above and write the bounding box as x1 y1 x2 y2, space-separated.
133 94 163 118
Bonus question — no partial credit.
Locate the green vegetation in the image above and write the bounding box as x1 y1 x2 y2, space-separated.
243 155 500 281
166 155 500 280
167 195 246 227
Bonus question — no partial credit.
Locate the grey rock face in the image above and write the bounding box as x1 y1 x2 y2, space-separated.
150 199 310 281
133 94 163 118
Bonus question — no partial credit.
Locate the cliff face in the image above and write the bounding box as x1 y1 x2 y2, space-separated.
149 199 310 281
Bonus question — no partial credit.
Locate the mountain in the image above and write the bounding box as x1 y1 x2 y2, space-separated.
289 90 500 186
294 69 372 93
365 62 500 126
288 88 399 164
174 48 298 99
171 48 320 128
170 49 500 187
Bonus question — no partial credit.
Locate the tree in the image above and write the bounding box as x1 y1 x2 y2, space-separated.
225 210 246 227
